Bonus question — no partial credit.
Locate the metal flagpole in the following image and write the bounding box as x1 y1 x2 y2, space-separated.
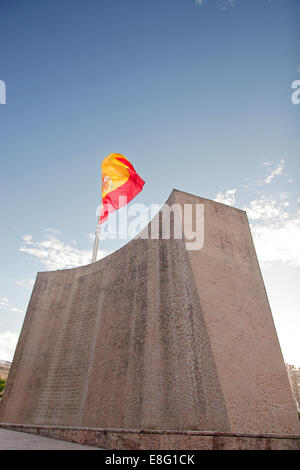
92 170 102 263
91 219 101 263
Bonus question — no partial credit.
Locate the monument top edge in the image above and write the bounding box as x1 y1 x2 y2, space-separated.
35 189 246 276
171 188 246 213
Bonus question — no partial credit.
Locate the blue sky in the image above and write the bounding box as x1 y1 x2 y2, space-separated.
0 0 299 366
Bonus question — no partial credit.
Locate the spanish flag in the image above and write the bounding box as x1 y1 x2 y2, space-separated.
99 153 145 224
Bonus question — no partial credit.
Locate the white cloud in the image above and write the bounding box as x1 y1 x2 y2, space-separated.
244 196 289 220
195 0 236 6
244 195 300 267
279 192 288 201
0 331 19 362
273 312 300 367
44 228 61 236
251 219 300 267
195 0 238 10
195 0 271 7
22 235 32 244
261 159 285 185
0 297 23 314
20 229 109 270
214 188 237 206
15 279 35 290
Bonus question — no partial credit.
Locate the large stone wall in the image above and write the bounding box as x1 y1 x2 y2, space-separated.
0 190 299 436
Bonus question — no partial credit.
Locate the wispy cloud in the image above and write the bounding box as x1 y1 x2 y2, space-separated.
20 229 109 270
195 0 273 11
195 0 236 8
260 159 285 185
0 331 19 362
15 279 35 290
0 297 23 314
214 188 237 206
214 157 300 268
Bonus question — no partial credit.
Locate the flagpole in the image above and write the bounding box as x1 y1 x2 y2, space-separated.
92 170 102 263
92 219 101 263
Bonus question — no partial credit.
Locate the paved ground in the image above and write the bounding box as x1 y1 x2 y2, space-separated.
0 428 101 450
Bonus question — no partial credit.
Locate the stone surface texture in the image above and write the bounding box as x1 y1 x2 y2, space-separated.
0 190 299 443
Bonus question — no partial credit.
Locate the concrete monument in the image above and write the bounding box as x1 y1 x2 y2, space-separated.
0 190 299 449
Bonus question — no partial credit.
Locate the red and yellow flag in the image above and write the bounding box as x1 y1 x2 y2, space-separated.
99 153 145 224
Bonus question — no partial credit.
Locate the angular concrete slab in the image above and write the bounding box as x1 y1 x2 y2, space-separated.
0 190 299 444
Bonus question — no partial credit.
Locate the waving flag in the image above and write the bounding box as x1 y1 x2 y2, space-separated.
99 153 145 224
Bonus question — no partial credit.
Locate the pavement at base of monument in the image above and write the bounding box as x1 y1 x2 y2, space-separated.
0 428 101 450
